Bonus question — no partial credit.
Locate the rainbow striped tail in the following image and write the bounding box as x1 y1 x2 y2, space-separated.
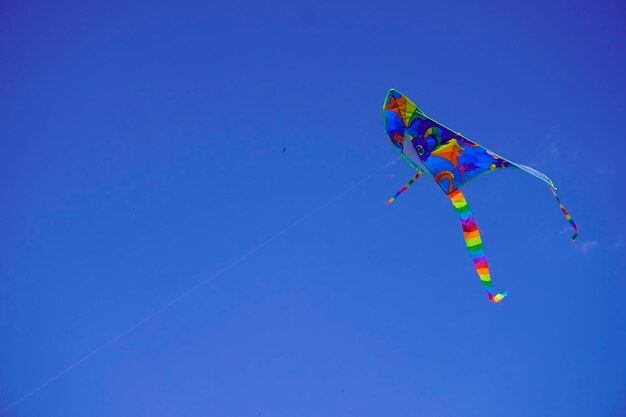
386 170 423 204
449 188 509 303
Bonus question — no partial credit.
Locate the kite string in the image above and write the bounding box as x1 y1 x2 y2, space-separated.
0 156 401 415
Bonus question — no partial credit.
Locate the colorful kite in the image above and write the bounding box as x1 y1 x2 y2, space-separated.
383 89 578 303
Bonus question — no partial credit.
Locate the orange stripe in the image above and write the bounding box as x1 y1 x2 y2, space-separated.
464 230 481 240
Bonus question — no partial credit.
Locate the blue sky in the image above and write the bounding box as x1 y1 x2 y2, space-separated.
1 0 625 416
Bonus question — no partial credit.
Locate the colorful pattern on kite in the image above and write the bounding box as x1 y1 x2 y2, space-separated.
449 188 509 303
386 171 423 204
384 90 512 194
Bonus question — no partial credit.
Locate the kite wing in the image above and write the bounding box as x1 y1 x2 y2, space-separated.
382 89 578 302
383 89 557 192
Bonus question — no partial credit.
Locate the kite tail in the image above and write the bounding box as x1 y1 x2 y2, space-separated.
548 186 579 241
449 188 509 303
386 170 423 204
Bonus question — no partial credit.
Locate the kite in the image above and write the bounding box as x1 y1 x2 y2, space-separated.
383 89 578 303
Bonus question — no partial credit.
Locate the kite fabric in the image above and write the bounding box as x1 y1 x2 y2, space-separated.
382 88 578 302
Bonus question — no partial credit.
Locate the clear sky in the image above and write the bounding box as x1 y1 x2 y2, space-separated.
1 0 625 416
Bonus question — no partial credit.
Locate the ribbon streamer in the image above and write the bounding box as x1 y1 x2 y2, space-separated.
548 186 579 241
385 170 423 204
449 188 509 303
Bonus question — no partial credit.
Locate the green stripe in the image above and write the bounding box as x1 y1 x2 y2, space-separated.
467 243 484 252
